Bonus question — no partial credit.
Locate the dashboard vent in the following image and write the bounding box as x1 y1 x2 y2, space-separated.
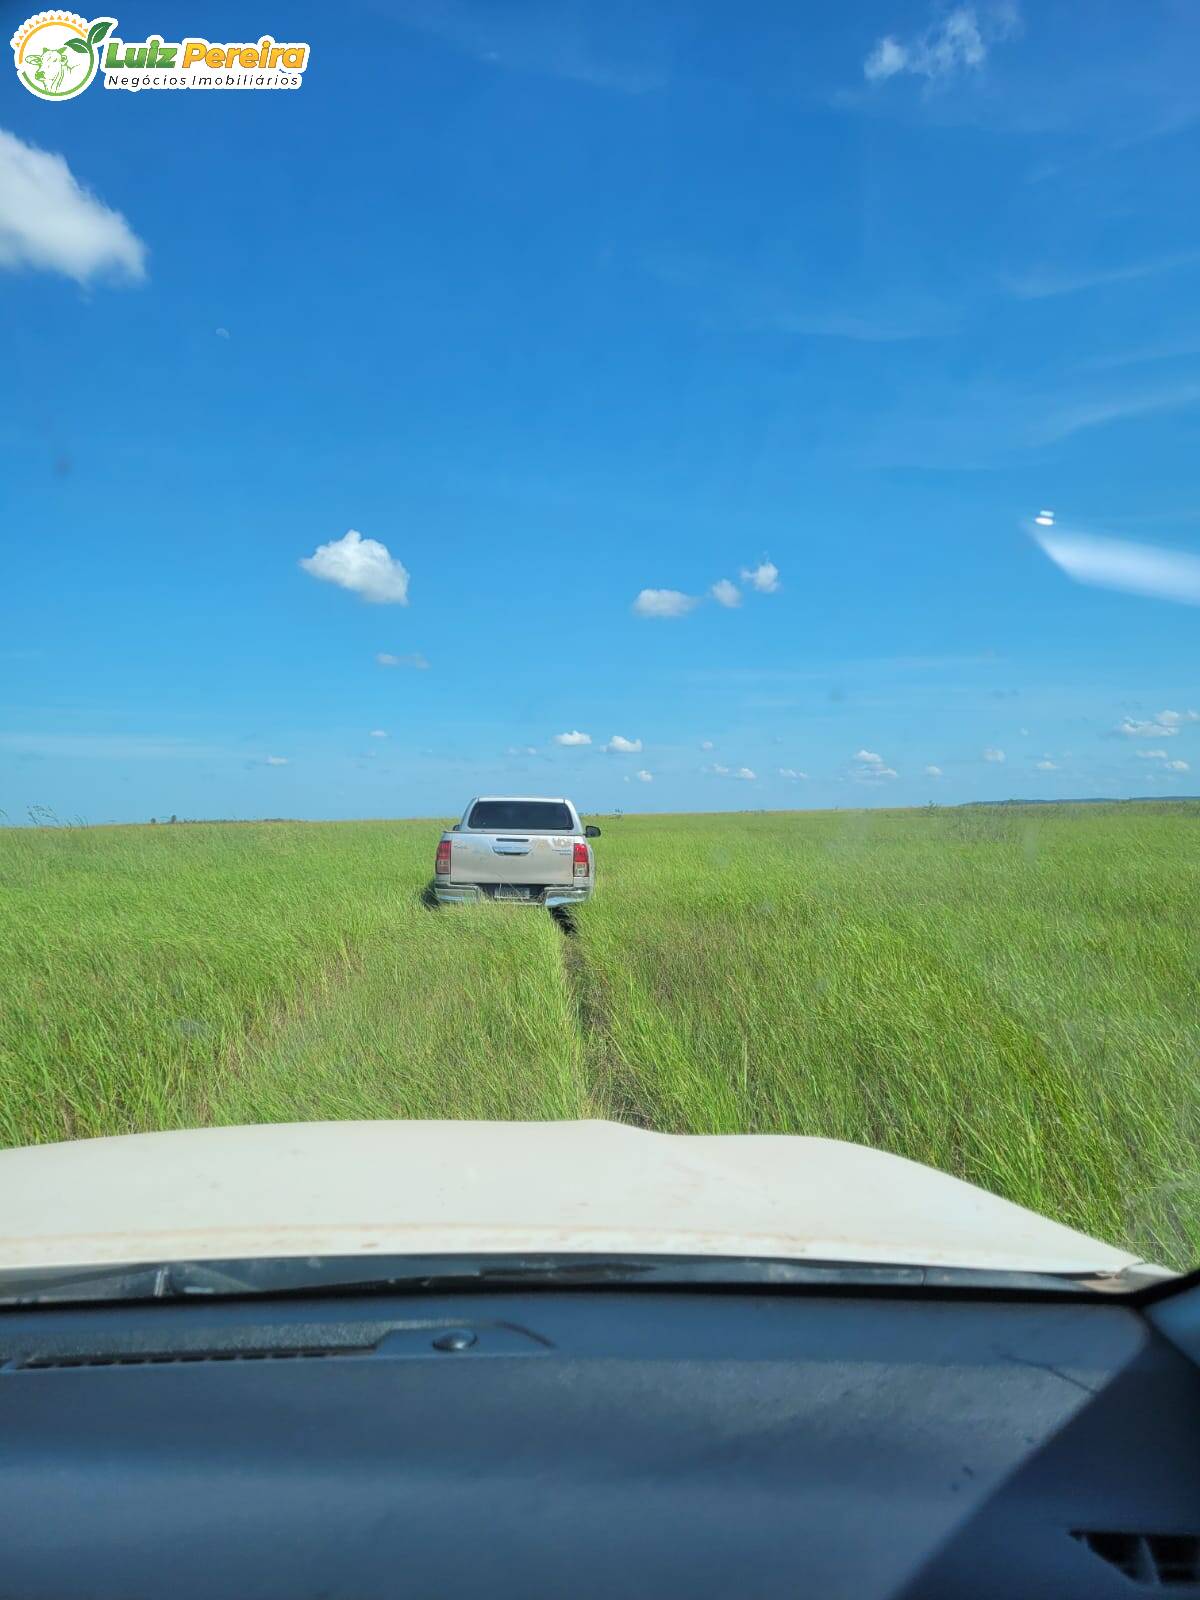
18 1344 372 1370
1073 1531 1200 1587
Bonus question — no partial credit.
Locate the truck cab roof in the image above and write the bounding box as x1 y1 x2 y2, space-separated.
469 795 572 804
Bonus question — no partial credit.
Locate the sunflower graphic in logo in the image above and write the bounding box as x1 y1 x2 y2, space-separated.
11 12 115 101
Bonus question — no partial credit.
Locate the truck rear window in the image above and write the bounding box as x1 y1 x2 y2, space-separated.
467 801 574 832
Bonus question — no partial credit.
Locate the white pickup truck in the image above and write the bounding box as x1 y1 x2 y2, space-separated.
433 796 600 908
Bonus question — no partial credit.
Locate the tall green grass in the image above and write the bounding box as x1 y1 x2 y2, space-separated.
2 804 1198 1265
577 806 1200 1266
0 821 589 1144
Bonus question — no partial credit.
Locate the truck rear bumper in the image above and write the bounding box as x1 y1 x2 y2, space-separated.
433 883 593 907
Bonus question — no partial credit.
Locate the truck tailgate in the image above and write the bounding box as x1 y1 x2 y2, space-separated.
452 833 576 886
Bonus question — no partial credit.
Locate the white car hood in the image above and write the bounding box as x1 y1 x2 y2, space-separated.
0 1119 1149 1278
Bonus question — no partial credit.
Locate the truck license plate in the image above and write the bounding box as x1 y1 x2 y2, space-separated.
495 885 530 900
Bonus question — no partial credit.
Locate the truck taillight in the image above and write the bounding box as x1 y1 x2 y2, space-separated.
436 839 451 876
573 841 589 879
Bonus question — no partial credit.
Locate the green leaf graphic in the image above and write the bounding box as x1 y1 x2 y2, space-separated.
65 37 89 52
87 19 113 46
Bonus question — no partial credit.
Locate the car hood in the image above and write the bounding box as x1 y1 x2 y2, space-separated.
0 1119 1151 1278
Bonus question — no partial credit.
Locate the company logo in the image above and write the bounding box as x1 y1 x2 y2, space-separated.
11 12 310 95
11 12 113 100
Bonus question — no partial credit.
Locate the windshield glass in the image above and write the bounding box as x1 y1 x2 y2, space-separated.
3 4 1197 1287
467 801 575 832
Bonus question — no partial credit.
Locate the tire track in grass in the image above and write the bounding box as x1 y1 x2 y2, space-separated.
555 911 650 1128
209 899 593 1126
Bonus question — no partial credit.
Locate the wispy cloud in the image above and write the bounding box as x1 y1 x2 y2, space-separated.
710 579 741 608
709 764 756 781
778 767 807 779
368 729 387 739
1114 710 1197 739
1165 759 1190 772
376 651 429 669
1035 759 1058 771
264 755 289 766
301 531 410 605
924 765 943 777
863 4 1020 85
983 746 1005 762
635 769 653 783
1036 384 1200 446
1031 523 1200 605
1006 251 1200 301
0 129 146 283
1137 748 1169 759
553 730 591 746
1085 336 1200 374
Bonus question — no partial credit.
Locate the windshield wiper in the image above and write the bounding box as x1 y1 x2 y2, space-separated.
0 1252 1139 1308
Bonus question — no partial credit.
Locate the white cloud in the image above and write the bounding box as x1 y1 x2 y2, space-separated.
1137 748 1169 759
740 561 780 594
709 764 755 780
863 36 909 81
710 578 741 608
0 128 146 283
853 748 897 780
376 651 429 669
553 730 591 746
1019 727 1030 736
604 735 643 753
505 745 539 756
863 4 1019 84
1165 759 1190 772
1032 525 1200 607
1115 712 1196 738
632 587 700 618
700 739 715 751
265 755 289 766
635 769 653 783
215 326 230 339
983 747 1006 762
301 530 410 605
924 765 943 777
368 729 387 739
778 767 808 779
1035 759 1058 771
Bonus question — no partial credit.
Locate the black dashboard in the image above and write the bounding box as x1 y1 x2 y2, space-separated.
1 1284 1198 1598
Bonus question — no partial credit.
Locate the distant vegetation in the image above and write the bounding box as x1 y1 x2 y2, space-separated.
2 803 1198 1268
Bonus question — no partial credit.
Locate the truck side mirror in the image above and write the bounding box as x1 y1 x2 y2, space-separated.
451 823 460 831
585 825 601 838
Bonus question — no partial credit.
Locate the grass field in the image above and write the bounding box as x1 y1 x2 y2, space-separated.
2 804 1199 1268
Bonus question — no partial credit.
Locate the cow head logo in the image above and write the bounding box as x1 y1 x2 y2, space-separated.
11 12 114 100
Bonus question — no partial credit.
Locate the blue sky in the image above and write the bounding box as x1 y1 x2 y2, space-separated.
3 0 1200 822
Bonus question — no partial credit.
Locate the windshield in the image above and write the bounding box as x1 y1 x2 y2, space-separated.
467 801 575 832
3 4 1198 1289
